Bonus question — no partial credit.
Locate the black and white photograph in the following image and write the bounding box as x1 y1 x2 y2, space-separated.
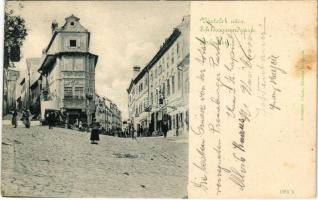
1 1 189 197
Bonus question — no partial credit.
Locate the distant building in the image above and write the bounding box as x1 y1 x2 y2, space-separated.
127 16 189 137
26 58 42 117
3 68 20 114
38 15 98 125
17 76 26 111
95 94 122 135
16 58 42 116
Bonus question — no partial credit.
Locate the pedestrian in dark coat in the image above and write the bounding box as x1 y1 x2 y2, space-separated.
22 110 30 128
53 112 58 127
130 125 135 139
162 120 168 138
90 119 100 144
47 112 54 129
11 109 18 128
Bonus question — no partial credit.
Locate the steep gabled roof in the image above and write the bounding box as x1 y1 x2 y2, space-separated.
45 14 90 54
59 14 89 33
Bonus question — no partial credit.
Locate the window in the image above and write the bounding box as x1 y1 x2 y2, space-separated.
159 65 162 75
70 22 75 26
144 98 148 108
64 87 72 98
70 40 77 47
177 43 179 54
167 54 170 68
75 87 83 97
171 50 174 64
177 43 181 58
180 113 183 127
155 92 158 105
151 92 153 105
178 71 181 90
172 76 175 94
167 79 170 96
150 73 153 82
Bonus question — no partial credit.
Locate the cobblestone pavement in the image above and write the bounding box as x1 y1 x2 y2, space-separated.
1 125 188 198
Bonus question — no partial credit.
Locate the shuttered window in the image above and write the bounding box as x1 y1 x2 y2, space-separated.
64 87 72 97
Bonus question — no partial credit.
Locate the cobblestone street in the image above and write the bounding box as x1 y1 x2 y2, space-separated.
1 124 188 198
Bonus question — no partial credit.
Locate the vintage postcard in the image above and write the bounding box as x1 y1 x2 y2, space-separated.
1 0 316 198
2 1 189 198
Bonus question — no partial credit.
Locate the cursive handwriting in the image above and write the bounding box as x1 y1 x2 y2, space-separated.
191 139 208 192
268 55 287 111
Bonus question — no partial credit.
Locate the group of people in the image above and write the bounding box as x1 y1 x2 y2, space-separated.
11 109 30 128
10 108 101 145
46 111 59 129
74 118 84 131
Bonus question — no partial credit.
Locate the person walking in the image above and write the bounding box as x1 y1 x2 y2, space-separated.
47 112 54 129
11 109 18 128
53 111 58 128
162 120 168 138
90 119 100 144
22 109 30 128
130 124 135 140
140 124 144 137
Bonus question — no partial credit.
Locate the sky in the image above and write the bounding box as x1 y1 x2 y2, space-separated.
7 1 190 119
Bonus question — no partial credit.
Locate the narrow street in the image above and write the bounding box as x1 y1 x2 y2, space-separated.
1 124 188 198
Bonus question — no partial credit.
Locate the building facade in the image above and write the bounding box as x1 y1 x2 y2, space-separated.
3 68 20 114
38 15 98 125
26 58 42 117
95 94 122 135
127 16 189 137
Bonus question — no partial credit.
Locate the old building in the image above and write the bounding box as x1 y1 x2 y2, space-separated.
38 15 98 125
16 77 25 111
110 102 122 132
127 16 189 137
3 68 20 114
26 58 42 118
15 58 42 116
95 94 122 135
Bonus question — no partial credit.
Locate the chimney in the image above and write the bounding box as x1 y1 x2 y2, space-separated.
133 66 141 79
42 48 46 55
51 19 58 35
